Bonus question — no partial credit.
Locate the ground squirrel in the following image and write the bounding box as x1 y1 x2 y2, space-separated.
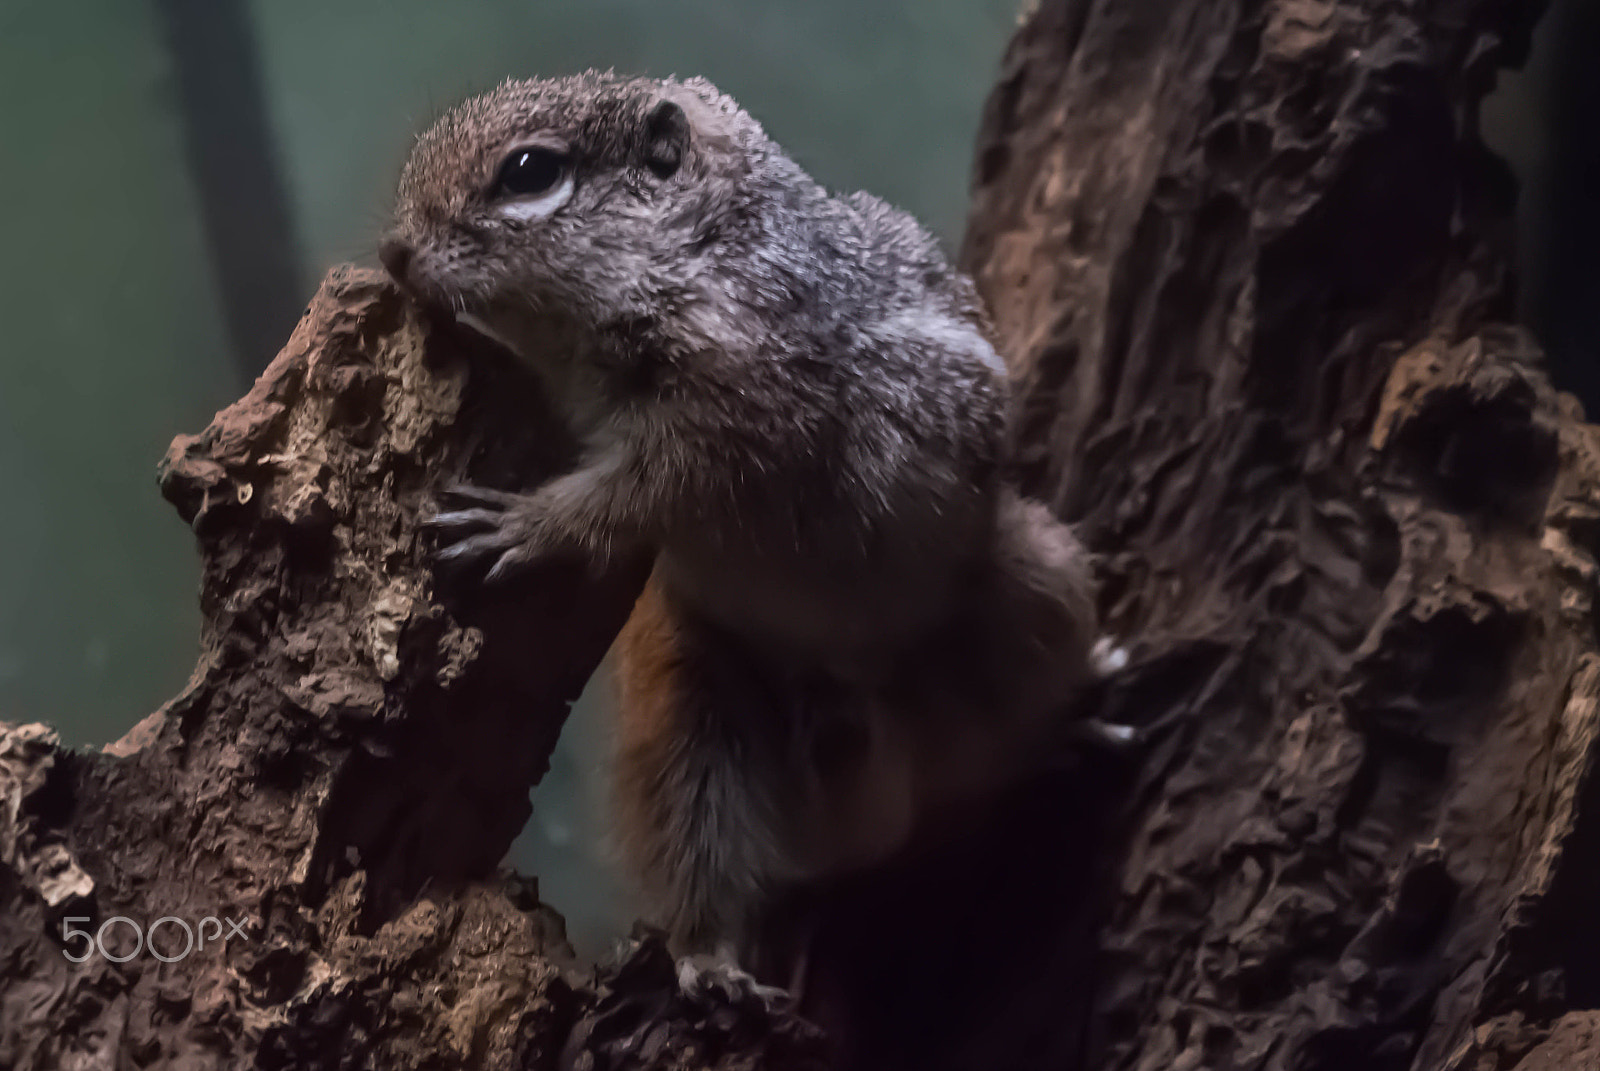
380 71 1118 982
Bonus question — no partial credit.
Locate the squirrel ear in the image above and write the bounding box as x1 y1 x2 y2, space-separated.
644 100 689 178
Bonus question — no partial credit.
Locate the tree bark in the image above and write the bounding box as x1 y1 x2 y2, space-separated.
0 277 822 1070
3 1 1593 1070
957 1 1595 1069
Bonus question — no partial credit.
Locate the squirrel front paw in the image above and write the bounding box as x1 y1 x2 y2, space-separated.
423 483 552 582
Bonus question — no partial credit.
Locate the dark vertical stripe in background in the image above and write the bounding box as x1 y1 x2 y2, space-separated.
1539 0 1600 412
152 0 304 379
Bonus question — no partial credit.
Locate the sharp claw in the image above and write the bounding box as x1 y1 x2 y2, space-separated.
749 981 792 1010
1096 721 1142 745
1072 717 1146 753
435 533 506 563
439 483 521 508
677 958 705 994
422 508 502 533
483 551 522 584
1091 636 1130 675
434 541 476 562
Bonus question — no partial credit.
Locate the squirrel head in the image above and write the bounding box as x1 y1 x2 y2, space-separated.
380 71 764 353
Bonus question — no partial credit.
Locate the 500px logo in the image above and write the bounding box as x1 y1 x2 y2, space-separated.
61 916 250 963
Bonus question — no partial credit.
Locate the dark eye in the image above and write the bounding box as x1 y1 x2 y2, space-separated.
493 147 568 199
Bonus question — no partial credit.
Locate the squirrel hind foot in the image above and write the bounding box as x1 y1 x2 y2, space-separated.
676 944 795 1014
1090 635 1130 675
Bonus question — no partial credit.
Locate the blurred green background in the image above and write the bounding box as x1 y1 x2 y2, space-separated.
1 0 1594 956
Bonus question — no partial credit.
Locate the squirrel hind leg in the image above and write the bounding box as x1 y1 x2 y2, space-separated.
610 577 795 958
973 489 1102 720
657 748 789 955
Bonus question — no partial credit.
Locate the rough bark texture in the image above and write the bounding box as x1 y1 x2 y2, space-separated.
958 1 1597 1069
0 276 823 1070
2 0 1595 1069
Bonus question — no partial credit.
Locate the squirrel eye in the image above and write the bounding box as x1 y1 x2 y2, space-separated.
493 147 568 199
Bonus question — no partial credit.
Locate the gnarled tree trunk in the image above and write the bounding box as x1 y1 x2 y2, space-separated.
3 2 1592 1070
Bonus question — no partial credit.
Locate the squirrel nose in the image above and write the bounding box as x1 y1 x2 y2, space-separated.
378 237 413 283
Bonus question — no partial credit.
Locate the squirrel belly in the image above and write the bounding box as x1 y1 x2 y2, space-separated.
610 486 1102 956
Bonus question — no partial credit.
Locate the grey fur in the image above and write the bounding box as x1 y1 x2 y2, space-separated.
384 72 1101 957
